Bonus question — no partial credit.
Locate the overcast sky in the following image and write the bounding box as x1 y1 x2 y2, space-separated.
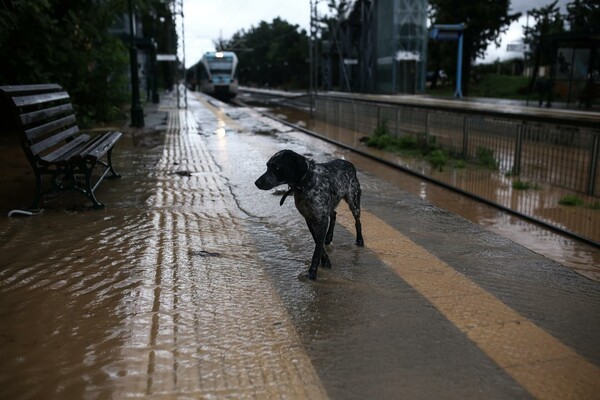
178 0 569 67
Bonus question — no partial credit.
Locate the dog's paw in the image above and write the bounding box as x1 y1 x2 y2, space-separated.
356 238 364 247
306 271 317 280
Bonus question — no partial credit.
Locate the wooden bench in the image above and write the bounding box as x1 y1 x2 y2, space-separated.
0 84 123 209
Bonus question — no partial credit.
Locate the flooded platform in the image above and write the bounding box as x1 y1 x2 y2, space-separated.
0 92 599 399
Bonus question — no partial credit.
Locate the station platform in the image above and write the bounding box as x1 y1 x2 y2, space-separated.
0 92 599 399
240 86 600 127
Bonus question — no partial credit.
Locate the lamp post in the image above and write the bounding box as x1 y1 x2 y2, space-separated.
309 0 319 117
128 0 144 127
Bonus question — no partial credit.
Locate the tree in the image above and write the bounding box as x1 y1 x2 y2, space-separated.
0 0 176 124
523 1 565 94
224 18 309 89
428 0 521 96
565 0 600 33
324 1 352 91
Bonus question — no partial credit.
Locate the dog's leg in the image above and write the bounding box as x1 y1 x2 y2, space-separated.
347 188 364 247
308 222 332 270
306 218 329 280
308 222 335 268
321 249 332 269
325 210 336 245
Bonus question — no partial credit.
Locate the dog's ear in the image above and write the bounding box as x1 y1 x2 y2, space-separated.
287 151 309 184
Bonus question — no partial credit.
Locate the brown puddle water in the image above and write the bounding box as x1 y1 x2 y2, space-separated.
0 104 328 399
267 107 600 281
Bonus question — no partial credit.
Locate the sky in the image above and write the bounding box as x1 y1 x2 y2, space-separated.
178 0 570 68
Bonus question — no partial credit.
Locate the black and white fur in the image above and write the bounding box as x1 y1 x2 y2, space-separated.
255 149 364 280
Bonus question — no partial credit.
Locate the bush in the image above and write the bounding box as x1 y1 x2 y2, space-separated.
476 147 499 170
512 180 539 190
0 1 130 126
0 1 176 125
558 195 584 206
427 149 448 170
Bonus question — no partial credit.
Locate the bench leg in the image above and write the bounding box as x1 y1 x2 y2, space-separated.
69 161 105 209
106 148 121 179
83 165 105 209
30 171 43 209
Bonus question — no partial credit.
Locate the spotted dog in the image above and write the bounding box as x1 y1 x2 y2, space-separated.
255 149 364 280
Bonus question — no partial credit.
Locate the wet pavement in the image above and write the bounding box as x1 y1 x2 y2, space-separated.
1 92 599 399
264 105 600 282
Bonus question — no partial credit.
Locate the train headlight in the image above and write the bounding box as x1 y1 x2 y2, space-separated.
215 52 224 58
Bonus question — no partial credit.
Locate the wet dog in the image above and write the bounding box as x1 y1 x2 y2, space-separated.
255 149 364 280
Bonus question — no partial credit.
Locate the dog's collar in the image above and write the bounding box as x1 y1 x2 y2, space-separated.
279 159 312 206
280 186 294 206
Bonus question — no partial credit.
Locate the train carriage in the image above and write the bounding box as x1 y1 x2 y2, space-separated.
188 51 238 99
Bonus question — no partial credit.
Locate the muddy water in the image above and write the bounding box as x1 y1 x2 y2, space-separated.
267 107 600 281
1 92 599 399
0 100 329 398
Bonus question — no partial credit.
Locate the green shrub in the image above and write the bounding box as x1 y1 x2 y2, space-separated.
453 159 466 169
512 180 539 190
427 149 448 170
476 147 499 170
398 135 418 149
558 195 584 206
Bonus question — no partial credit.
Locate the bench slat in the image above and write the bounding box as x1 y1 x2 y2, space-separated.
29 125 79 156
73 134 106 159
0 84 62 95
80 131 123 161
12 91 70 108
40 134 90 165
20 103 74 126
25 114 77 142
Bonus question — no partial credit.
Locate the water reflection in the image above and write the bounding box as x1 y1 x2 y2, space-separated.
268 107 600 281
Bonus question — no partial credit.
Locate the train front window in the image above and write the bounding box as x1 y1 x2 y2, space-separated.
208 58 233 74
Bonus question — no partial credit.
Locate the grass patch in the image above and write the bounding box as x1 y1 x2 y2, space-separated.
558 195 584 207
361 122 452 170
453 159 466 169
475 147 499 170
425 74 530 100
427 149 448 171
512 180 539 190
475 74 530 99
588 201 600 210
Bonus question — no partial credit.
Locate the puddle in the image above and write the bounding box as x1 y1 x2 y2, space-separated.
267 106 600 280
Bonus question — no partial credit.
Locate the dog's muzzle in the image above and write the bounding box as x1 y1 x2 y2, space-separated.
255 172 278 190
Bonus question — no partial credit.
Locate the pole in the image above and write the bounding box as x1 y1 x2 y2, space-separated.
180 0 187 109
454 31 463 98
128 0 144 127
309 0 315 117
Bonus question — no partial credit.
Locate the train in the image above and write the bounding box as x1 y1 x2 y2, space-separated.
186 51 238 99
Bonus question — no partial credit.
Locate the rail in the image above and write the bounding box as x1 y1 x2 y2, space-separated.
315 94 600 197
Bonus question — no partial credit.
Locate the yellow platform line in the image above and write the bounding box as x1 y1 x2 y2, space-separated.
337 208 600 399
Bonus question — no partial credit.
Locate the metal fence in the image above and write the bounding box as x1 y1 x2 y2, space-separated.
316 96 600 197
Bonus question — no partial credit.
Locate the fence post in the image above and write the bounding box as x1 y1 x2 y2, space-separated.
461 115 468 159
513 124 524 176
587 133 599 196
396 107 400 137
